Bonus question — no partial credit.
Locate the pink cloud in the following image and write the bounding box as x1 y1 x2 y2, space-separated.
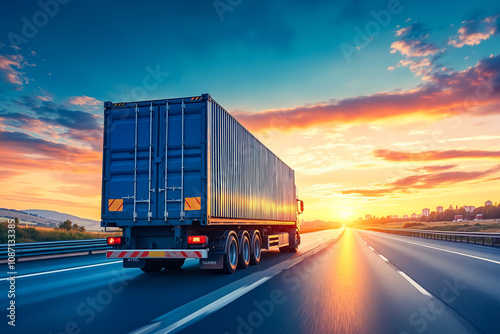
68 95 102 106
449 15 499 48
0 54 24 85
390 40 439 57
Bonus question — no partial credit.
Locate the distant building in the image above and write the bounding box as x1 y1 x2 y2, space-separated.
448 205 453 210
475 214 483 220
394 215 398 219
422 208 430 216
464 206 475 213
365 214 372 220
454 215 464 221
485 200 493 206
411 213 417 219
403 215 409 219
436 206 443 213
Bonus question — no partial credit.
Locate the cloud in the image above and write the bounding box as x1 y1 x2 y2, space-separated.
69 96 102 106
10 96 102 131
412 165 458 172
234 54 500 131
341 165 500 197
374 149 500 162
0 130 101 164
389 22 442 79
449 15 500 47
0 54 25 86
390 40 439 58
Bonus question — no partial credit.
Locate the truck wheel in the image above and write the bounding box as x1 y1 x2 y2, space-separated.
237 234 251 269
141 260 163 273
223 234 238 274
162 258 185 270
250 232 261 265
289 231 299 253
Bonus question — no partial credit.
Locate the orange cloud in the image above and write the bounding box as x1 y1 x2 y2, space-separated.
374 149 500 162
342 165 500 197
234 54 500 132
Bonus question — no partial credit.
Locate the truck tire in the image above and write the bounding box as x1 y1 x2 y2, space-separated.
162 258 185 270
237 234 251 269
223 234 239 274
141 260 163 273
249 232 261 265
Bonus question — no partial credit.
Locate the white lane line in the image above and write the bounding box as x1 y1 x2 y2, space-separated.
362 231 500 265
0 261 122 281
130 229 345 334
397 270 432 297
153 277 272 334
379 254 389 262
355 231 432 298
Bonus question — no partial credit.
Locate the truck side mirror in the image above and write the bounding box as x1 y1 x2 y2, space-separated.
299 200 304 214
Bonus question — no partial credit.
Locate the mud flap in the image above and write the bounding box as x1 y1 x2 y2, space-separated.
199 254 224 269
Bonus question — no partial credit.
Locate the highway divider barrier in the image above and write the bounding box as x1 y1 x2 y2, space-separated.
0 239 109 262
367 228 500 247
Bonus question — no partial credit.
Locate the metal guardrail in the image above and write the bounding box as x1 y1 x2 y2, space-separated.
0 239 109 260
368 228 500 247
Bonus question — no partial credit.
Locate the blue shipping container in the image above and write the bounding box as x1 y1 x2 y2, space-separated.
101 94 297 228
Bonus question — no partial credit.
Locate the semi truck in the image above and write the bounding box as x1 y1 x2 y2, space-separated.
102 94 304 273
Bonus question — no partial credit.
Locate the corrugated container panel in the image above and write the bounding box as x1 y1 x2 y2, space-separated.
208 100 296 222
102 94 296 227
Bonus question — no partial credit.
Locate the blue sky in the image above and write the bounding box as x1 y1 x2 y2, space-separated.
1 0 498 110
1 0 500 220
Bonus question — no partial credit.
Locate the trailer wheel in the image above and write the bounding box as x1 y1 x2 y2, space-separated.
250 232 261 265
162 258 185 270
237 234 251 269
223 234 238 274
141 260 163 273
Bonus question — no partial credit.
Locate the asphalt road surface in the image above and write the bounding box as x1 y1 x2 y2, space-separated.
1 228 499 334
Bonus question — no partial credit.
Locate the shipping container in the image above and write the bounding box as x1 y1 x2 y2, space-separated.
102 94 304 273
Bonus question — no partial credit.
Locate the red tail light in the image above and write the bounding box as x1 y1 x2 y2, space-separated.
187 235 207 244
107 237 122 245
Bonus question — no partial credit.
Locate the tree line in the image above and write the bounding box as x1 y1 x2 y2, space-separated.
419 205 500 222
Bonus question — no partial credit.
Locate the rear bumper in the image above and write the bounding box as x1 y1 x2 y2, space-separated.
106 249 208 259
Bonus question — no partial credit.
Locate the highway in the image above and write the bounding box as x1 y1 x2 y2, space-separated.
1 228 499 334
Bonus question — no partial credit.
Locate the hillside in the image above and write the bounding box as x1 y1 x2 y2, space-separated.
24 209 101 230
0 208 57 226
0 208 101 231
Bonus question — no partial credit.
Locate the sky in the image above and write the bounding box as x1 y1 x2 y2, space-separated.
0 0 499 222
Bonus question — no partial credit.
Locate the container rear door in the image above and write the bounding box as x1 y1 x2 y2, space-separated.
102 99 207 225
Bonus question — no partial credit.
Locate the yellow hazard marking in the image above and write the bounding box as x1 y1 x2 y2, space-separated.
148 251 164 258
108 199 123 211
185 197 201 211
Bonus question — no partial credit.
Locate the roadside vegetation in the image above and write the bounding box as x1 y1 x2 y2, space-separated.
0 218 118 243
